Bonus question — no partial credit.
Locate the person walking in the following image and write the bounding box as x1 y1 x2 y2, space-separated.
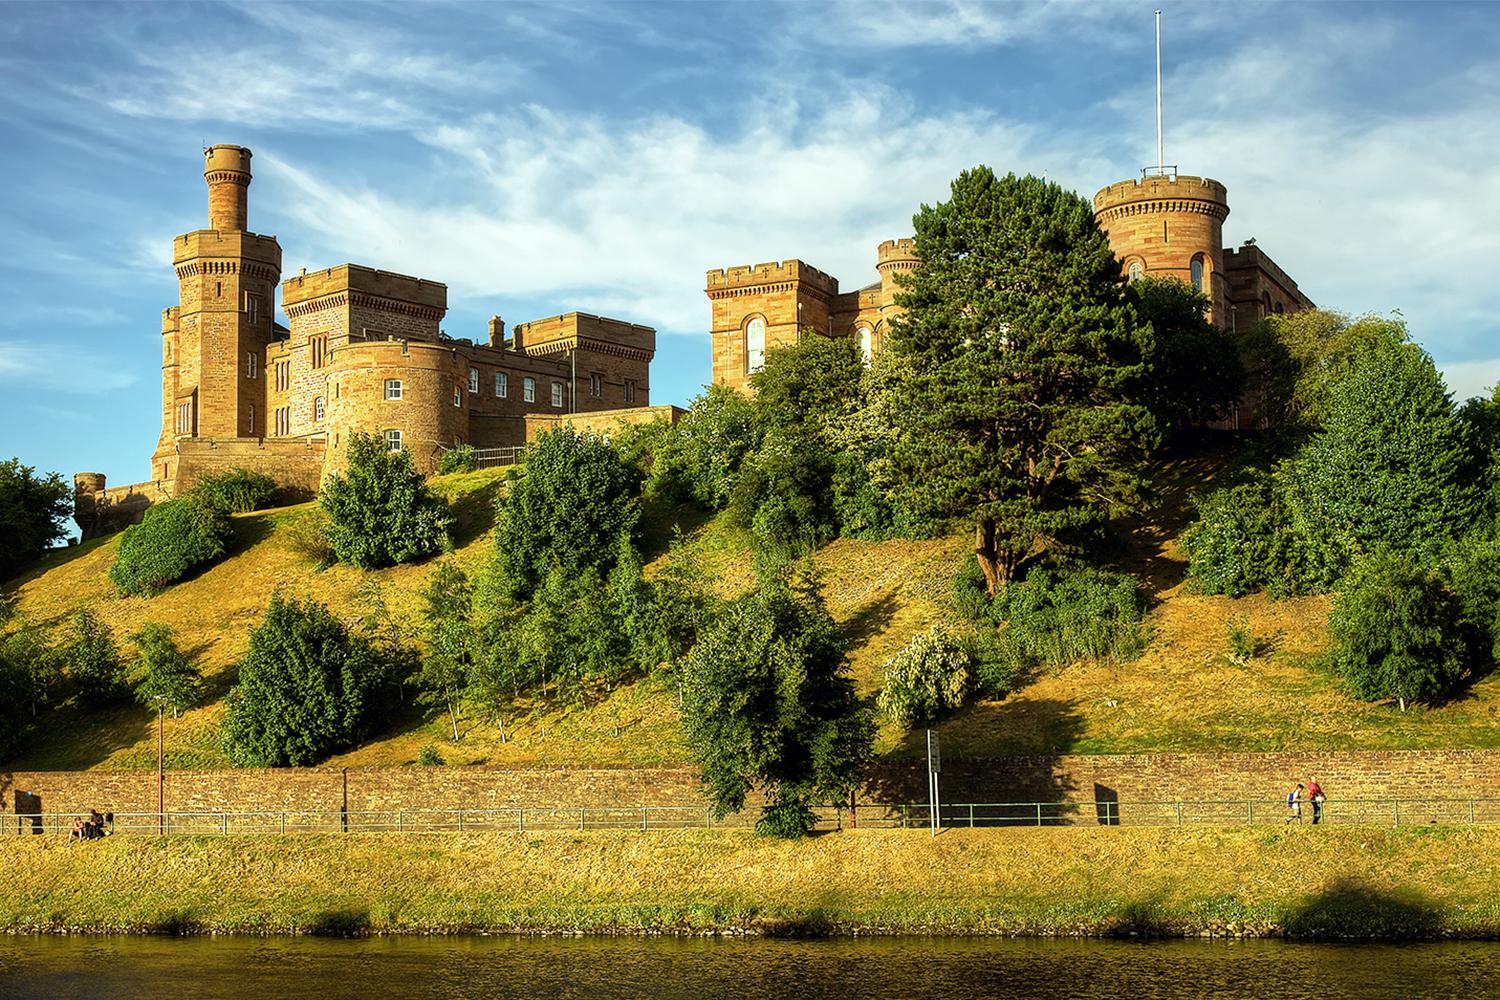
1285 783 1304 824
1308 778 1325 825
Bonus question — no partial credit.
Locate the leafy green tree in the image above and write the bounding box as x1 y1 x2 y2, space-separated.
749 334 864 438
680 577 874 837
652 385 758 508
1329 551 1470 710
186 468 277 514
0 623 60 760
1130 276 1243 435
728 426 838 561
877 626 972 727
1240 311 1410 430
417 562 475 741
128 622 202 718
222 592 399 766
494 428 643 595
1182 471 1339 598
63 607 127 707
0 458 71 581
1284 337 1480 572
889 168 1157 594
321 433 451 569
109 497 232 596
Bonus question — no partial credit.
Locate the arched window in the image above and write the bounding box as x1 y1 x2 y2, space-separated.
745 316 766 373
1190 256 1205 292
1128 261 1144 283
856 324 873 364
1263 292 1273 317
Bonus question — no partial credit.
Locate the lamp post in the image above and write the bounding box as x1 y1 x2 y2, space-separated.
156 699 165 835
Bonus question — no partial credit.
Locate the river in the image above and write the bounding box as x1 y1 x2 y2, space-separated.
2 935 1496 999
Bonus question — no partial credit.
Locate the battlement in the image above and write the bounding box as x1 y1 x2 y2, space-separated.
705 259 839 297
173 230 282 267
877 238 918 266
513 311 656 358
281 263 448 312
161 306 179 333
1092 174 1229 214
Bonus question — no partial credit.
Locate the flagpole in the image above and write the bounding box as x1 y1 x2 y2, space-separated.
1155 10 1164 173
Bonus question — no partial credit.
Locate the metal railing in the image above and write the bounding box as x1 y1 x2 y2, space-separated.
471 446 524 469
9 798 1500 837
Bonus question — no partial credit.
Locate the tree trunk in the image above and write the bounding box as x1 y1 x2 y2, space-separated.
975 518 1003 596
448 701 460 742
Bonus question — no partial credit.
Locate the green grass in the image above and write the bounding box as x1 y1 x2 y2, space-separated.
3 827 1499 939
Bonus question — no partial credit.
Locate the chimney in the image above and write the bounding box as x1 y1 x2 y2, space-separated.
488 315 505 348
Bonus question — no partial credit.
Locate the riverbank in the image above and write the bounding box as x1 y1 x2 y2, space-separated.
5 827 1500 939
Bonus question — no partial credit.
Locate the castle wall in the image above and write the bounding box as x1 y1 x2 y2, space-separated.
1092 174 1229 323
523 404 686 442
324 340 467 476
174 437 325 500
1223 244 1315 334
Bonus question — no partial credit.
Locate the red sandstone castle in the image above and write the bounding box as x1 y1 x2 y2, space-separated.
75 145 670 537
707 169 1313 425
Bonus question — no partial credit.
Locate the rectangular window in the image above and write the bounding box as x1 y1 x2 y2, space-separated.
624 379 636 403
589 372 602 398
384 429 402 452
523 377 535 403
453 385 462 408
311 336 327 369
274 361 290 392
246 352 258 380
551 381 564 408
314 396 324 422
469 368 479 394
175 401 192 435
246 293 260 326
247 405 253 435
275 407 291 436
495 371 508 398
385 379 403 401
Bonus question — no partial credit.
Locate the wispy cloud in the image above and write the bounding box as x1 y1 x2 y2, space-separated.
0 342 137 394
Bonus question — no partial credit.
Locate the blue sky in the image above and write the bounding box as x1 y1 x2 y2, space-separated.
2 0 1498 488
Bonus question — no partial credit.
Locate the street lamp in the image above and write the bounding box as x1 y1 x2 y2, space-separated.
155 696 166 835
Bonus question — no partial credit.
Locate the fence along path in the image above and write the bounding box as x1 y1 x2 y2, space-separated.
10 798 1500 836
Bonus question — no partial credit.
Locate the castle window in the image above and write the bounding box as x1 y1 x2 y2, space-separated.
1128 261 1144 283
246 352 258 380
274 406 291 436
745 316 766 374
495 372 508 398
176 401 193 435
1190 256 1205 292
275 361 290 392
311 336 327 369
624 379 636 404
246 405 253 435
551 381 564 408
314 396 324 422
590 372 602 398
523 377 536 403
246 293 260 326
469 368 479 394
385 379 403 401
384 429 402 452
856 325 873 365
453 385 462 408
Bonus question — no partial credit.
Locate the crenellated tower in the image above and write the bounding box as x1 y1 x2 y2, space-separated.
152 145 283 483
1092 174 1230 324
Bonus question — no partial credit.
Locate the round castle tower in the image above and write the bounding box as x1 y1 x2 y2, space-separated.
1092 174 1229 324
204 144 253 232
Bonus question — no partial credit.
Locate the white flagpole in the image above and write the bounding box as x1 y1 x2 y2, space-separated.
1156 9 1164 173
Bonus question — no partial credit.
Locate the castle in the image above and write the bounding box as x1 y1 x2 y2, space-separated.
75 145 672 537
706 170 1314 422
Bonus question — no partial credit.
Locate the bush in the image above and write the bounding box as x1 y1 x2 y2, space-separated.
187 468 277 514
1329 551 1471 709
129 622 201 718
877 626 971 727
62 608 127 707
728 428 837 561
321 434 451 569
109 497 231 596
494 429 642 596
282 510 336 569
417 743 444 766
652 385 758 508
0 624 59 760
221 593 400 766
680 578 874 837
990 566 1146 669
1182 473 1335 598
1226 616 1255 665
436 445 478 476
0 458 71 580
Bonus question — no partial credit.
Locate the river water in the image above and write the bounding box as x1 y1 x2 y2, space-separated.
2 935 1497 999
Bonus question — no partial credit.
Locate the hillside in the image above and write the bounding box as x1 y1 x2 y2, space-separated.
6 439 1500 773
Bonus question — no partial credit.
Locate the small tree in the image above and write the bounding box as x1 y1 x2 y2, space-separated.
417 562 475 741
1240 311 1410 430
64 608 127 708
728 426 838 561
0 623 60 759
493 428 642 595
877 626 972 727
321 434 451 569
652 385 759 508
128 622 201 718
749 334 864 439
0 458 71 580
109 497 231 595
1329 551 1470 710
186 468 277 514
222 592 399 766
680 577 874 837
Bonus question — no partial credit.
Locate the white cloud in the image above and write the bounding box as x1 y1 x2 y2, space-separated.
0 342 137 393
1440 359 1500 403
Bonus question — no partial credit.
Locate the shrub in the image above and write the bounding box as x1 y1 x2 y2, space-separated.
1226 616 1255 666
187 468 277 514
0 624 60 760
0 458 71 580
680 578 874 837
436 445 478 476
221 593 400 766
652 385 758 508
109 497 231 596
129 622 202 718
1329 551 1471 709
417 743 444 766
877 626 971 727
1181 473 1335 598
282 510 336 569
728 427 837 561
990 566 1146 668
494 428 642 596
321 434 451 569
63 607 127 707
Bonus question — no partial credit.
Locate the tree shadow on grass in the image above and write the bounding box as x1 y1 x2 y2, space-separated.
1281 878 1443 940
445 477 504 549
841 592 901 657
305 906 372 938
638 496 714 562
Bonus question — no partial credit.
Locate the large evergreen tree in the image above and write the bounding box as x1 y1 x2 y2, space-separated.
890 168 1157 593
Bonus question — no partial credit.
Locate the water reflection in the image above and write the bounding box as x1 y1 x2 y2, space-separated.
0 935 1495 1000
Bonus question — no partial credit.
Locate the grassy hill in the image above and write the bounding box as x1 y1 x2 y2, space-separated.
6 439 1500 773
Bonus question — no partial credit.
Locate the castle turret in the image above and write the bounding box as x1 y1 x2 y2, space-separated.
705 260 840 392
1092 174 1229 324
876 238 918 311
204 144 252 232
